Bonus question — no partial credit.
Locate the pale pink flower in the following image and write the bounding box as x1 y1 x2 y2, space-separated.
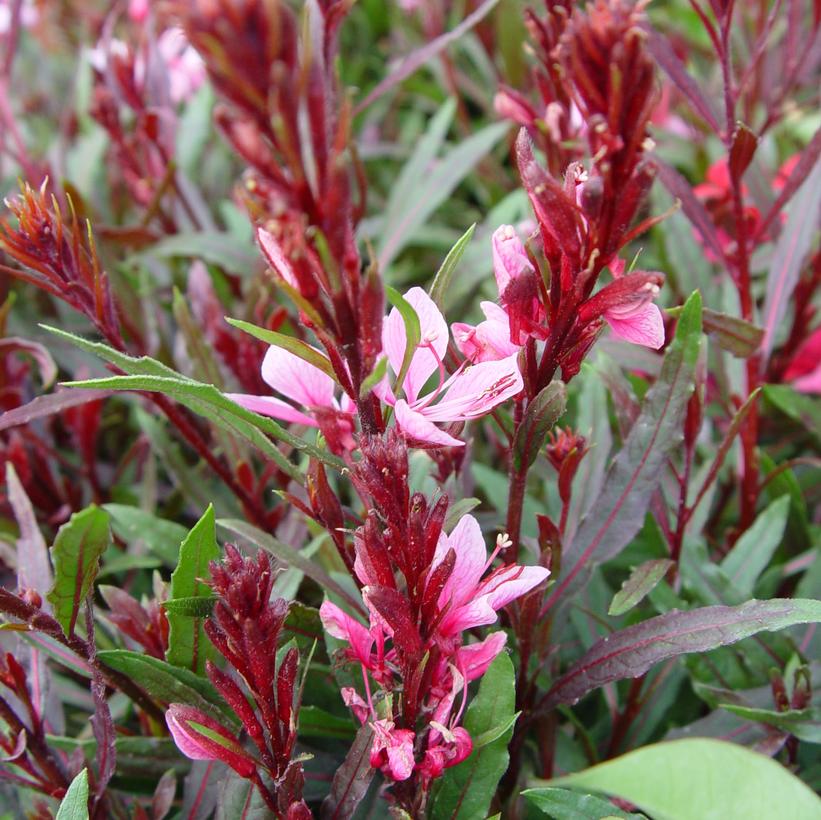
156 28 206 105
431 515 549 640
319 600 386 674
599 259 665 349
491 224 535 296
377 287 523 447
0 0 37 34
452 301 520 363
127 0 149 23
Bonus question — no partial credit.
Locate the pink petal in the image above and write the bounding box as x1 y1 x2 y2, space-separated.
226 393 318 427
319 601 374 665
605 302 665 349
434 514 487 609
792 366 821 394
421 354 523 421
457 632 508 682
439 596 499 635
451 302 520 363
480 564 550 612
257 228 299 288
492 225 534 296
383 287 449 403
261 345 336 409
386 731 416 781
394 400 464 447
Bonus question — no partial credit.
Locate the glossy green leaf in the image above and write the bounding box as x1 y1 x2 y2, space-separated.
522 786 642 819
430 653 517 819
137 231 257 273
56 768 89 820
544 738 821 820
48 506 111 637
609 559 674 616
166 506 220 674
720 704 821 743
161 596 218 617
429 223 476 309
97 650 232 724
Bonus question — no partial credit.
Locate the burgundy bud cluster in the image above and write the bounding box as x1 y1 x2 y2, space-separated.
100 582 169 661
497 0 665 397
0 184 120 346
172 0 384 433
167 546 310 818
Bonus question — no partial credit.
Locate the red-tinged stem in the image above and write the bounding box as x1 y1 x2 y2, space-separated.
718 9 760 529
606 675 646 758
505 400 528 550
670 444 694 566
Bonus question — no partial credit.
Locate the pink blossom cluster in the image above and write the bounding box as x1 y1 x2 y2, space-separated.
320 514 548 781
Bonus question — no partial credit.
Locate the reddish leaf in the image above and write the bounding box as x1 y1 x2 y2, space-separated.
543 598 821 709
320 723 374 819
0 390 113 433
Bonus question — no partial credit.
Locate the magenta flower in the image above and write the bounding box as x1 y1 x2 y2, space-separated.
377 287 523 446
370 720 416 781
452 301 520 363
430 514 550 641
227 346 356 452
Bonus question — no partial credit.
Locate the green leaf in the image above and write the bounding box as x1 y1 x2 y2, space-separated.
45 324 343 478
56 768 89 820
720 703 821 743
763 384 821 442
720 495 790 597
544 598 821 708
298 706 357 739
360 355 389 400
428 223 476 309
667 305 762 359
609 559 674 616
166 506 220 675
430 653 517 820
384 285 421 400
545 291 702 612
161 596 219 617
103 504 188 566
522 787 643 819
512 380 567 471
226 318 338 380
97 649 233 724
217 518 366 618
543 738 821 820
47 506 111 637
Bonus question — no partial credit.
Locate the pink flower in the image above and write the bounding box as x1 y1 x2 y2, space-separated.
166 705 256 778
580 262 666 350
377 287 523 447
452 301 521 363
127 0 149 23
156 28 206 105
430 515 550 640
227 347 356 453
783 327 821 394
370 720 416 781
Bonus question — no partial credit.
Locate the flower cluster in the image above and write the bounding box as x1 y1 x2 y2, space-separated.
318 432 548 800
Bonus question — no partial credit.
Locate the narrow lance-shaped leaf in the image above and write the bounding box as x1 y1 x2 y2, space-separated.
321 723 375 820
7 462 53 606
166 506 220 675
0 389 112 433
512 381 567 471
667 305 763 359
609 559 674 617
429 223 476 310
48 506 111 637
761 154 821 359
544 598 821 709
56 768 89 820
544 291 702 613
543 738 821 820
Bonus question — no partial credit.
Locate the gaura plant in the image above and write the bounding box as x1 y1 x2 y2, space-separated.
0 0 819 818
